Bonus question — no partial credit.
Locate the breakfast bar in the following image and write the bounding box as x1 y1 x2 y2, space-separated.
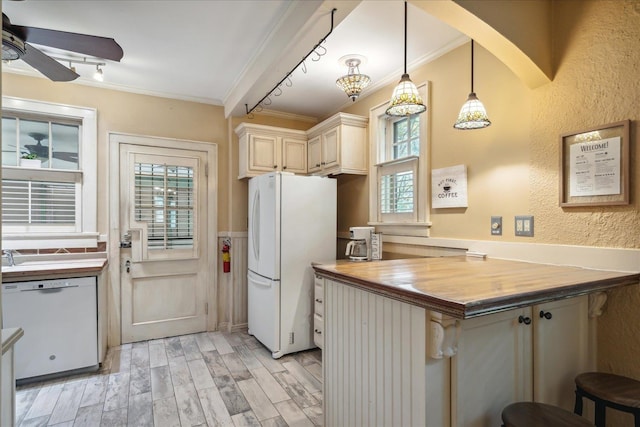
313 256 640 427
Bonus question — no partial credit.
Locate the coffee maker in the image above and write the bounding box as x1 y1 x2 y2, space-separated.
345 226 375 261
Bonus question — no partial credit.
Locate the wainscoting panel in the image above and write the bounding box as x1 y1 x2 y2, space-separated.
217 233 248 332
324 279 426 426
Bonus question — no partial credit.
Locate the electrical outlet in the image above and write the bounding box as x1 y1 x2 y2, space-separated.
515 215 534 237
491 216 502 235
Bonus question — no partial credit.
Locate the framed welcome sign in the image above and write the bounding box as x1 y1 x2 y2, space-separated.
559 120 630 207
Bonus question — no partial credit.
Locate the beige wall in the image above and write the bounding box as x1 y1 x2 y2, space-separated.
1 73 230 233
340 41 532 240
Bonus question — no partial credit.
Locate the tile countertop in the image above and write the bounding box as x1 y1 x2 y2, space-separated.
312 256 640 319
1 257 108 281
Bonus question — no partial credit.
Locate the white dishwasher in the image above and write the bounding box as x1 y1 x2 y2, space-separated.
2 276 98 381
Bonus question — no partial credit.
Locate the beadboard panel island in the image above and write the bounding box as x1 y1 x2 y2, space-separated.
313 256 640 427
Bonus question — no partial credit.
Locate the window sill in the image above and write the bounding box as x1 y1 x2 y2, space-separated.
2 233 99 251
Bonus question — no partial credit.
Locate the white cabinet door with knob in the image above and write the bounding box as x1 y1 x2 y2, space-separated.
452 295 589 427
306 112 368 176
236 122 307 178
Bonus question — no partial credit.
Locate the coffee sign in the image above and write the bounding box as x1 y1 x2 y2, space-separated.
432 165 468 208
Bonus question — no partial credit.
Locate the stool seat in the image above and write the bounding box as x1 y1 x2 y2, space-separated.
502 402 594 427
574 372 640 427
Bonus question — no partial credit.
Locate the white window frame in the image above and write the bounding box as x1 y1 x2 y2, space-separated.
368 82 431 237
2 96 98 249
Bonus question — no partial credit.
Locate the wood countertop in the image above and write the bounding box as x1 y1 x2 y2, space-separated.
2 258 108 281
313 256 640 319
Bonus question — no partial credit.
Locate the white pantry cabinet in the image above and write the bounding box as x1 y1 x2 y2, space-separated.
235 123 307 178
452 296 590 427
306 112 368 176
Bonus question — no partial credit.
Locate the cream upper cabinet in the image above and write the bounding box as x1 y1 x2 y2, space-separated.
235 123 307 179
306 112 368 176
452 295 590 427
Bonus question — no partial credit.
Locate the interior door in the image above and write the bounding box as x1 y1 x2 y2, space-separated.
119 143 209 343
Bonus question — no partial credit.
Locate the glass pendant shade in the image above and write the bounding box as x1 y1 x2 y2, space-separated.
386 73 426 116
453 39 491 130
336 58 371 101
453 92 491 129
386 2 426 117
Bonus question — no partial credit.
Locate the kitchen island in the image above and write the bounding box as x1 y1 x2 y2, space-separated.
312 256 640 427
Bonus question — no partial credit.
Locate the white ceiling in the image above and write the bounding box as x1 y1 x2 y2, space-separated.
2 0 466 120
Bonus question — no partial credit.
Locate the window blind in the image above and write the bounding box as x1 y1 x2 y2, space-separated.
134 162 194 250
2 179 76 224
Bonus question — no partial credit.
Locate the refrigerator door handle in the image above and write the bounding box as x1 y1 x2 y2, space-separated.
250 190 260 261
248 271 272 288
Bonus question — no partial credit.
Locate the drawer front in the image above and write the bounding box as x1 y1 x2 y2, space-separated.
314 284 324 317
313 313 324 349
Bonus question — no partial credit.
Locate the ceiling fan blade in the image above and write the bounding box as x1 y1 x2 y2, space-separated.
52 152 78 163
15 24 123 61
21 43 79 81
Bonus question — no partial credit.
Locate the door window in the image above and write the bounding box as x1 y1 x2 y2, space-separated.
134 162 194 250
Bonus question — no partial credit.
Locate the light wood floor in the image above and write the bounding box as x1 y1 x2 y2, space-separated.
15 330 323 426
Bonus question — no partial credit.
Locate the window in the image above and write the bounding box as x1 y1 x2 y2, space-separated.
134 162 194 250
369 83 430 236
2 97 97 249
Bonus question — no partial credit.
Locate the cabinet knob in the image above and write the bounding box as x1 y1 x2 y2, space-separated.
314 329 322 335
273 165 278 169
518 315 532 325
315 298 322 303
316 163 321 167
321 162 326 165
283 166 287 170
539 310 552 320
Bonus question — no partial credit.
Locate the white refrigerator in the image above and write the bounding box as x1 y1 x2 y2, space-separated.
248 172 336 358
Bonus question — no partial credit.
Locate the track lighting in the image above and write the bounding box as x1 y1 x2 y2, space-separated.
48 55 107 82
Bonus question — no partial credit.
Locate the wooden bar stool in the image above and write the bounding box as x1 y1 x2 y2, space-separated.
574 372 640 427
502 402 594 427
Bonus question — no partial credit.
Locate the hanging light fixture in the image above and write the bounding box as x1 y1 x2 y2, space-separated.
93 64 104 82
386 1 426 116
453 39 491 130
336 56 371 101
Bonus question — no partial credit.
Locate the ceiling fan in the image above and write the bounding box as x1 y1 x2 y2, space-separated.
24 132 78 163
2 12 123 82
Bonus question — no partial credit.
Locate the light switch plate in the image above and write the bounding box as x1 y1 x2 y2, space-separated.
515 215 534 237
491 216 502 236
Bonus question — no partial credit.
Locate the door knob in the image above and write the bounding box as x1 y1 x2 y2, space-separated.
518 315 531 325
539 310 552 320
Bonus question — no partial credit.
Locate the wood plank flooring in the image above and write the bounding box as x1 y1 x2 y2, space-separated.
15 331 323 427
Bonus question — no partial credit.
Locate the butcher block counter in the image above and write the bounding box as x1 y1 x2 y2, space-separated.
313 256 640 427
312 255 640 319
2 257 107 281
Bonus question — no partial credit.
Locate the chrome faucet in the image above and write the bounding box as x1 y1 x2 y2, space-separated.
3 250 16 267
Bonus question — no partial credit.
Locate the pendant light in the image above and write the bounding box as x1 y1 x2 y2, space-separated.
453 40 491 129
386 1 426 117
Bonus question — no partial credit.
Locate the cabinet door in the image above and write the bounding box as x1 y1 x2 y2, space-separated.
249 134 279 172
282 137 307 174
453 308 533 427
533 295 589 411
322 127 340 170
308 136 322 173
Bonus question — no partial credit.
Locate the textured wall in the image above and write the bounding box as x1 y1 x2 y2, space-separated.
542 3 640 425
531 1 640 248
